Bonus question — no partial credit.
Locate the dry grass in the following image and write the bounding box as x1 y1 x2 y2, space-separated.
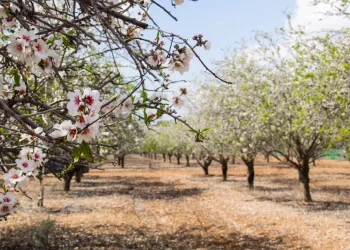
0 155 350 249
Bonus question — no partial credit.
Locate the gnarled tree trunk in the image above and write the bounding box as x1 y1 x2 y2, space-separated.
162 153 166 162
298 159 312 202
203 166 209 175
247 162 255 189
195 155 212 176
168 153 172 163
219 155 229 181
121 155 125 168
185 154 190 167
175 153 181 165
242 156 255 189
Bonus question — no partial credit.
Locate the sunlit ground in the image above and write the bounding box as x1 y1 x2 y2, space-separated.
1 155 349 249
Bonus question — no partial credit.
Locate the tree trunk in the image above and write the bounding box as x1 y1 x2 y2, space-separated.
185 155 190 167
265 154 270 163
201 157 212 176
38 165 44 207
162 153 166 162
192 153 195 160
121 155 125 168
168 154 172 163
298 161 312 202
176 154 181 165
312 159 316 166
203 167 209 175
231 155 235 164
117 157 121 166
222 160 228 181
64 171 74 192
246 160 255 189
38 178 44 207
154 153 157 160
75 167 83 183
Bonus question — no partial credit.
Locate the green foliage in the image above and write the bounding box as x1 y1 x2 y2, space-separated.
80 140 93 162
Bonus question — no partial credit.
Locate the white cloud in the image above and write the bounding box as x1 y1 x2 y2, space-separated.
290 0 350 32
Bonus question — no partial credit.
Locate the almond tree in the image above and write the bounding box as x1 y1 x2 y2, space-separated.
217 26 350 201
0 0 231 220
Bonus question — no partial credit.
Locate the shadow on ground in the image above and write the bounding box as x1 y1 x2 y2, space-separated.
252 180 350 211
52 176 205 201
0 223 290 250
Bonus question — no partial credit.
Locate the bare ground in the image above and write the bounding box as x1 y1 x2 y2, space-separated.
0 155 350 250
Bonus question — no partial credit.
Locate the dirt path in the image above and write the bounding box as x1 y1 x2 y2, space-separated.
0 154 349 249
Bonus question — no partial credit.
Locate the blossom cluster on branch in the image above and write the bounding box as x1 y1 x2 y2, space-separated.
0 0 220 220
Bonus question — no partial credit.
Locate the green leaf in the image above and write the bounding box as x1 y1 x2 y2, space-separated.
80 140 93 162
143 109 148 123
343 63 350 70
126 84 135 90
141 90 148 102
63 37 70 47
13 70 20 85
72 146 81 162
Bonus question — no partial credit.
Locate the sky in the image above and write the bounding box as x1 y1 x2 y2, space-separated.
147 0 350 86
149 0 296 85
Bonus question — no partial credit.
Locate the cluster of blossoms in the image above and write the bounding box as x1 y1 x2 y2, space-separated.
0 81 27 100
1 146 46 218
20 127 44 142
0 192 17 217
50 88 103 143
7 28 59 74
146 41 203 75
193 34 211 51
171 96 184 108
103 0 150 39
171 88 187 108
99 93 135 119
169 45 194 74
0 4 19 29
147 42 167 67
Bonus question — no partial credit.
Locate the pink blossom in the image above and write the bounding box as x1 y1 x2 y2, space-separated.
83 88 102 112
67 90 83 116
3 15 15 27
0 85 12 100
14 81 26 97
0 202 14 216
33 148 46 163
17 28 38 45
15 158 35 173
0 192 17 205
32 39 50 59
76 115 100 143
3 168 26 185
